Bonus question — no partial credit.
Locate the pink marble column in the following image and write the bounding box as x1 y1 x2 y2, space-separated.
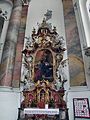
12 6 28 88
0 0 22 87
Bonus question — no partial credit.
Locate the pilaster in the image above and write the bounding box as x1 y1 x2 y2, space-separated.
0 0 22 87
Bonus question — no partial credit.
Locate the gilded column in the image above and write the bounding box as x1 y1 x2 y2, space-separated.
0 0 22 86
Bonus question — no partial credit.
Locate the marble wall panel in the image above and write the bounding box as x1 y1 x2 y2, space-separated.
63 0 86 86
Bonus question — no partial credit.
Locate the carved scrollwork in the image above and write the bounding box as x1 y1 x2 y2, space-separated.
0 8 8 20
21 18 68 111
22 18 66 83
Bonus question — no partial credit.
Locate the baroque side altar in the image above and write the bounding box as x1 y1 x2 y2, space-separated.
20 18 67 118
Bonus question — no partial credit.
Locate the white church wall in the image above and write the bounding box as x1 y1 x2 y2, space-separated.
0 87 20 120
25 0 66 37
